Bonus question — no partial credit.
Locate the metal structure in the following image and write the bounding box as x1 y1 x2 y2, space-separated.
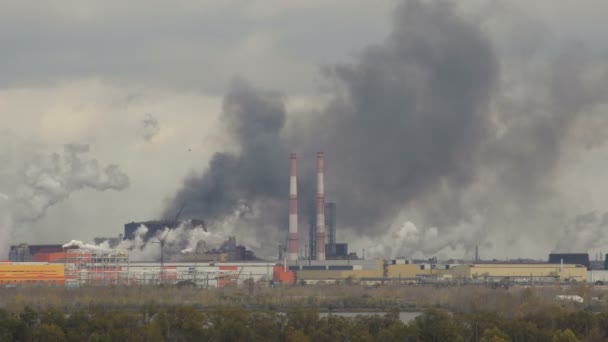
64 248 129 287
152 231 169 284
287 153 299 260
315 152 326 260
325 202 336 257
309 214 316 260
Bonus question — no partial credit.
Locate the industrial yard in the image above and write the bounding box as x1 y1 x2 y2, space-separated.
3 152 608 289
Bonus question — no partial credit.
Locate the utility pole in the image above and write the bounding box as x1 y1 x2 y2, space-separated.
153 230 169 286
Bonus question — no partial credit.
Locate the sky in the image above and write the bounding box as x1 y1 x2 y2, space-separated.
2 0 608 261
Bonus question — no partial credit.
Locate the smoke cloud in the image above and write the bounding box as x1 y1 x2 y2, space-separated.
163 0 608 258
0 142 130 255
554 212 608 254
138 113 161 142
162 78 287 244
89 221 232 262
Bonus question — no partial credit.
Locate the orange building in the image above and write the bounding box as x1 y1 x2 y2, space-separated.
273 264 295 285
32 252 66 263
218 265 238 287
0 263 65 286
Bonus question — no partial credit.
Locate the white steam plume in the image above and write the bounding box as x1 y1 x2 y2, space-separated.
11 144 130 222
113 221 230 262
0 142 130 256
367 216 485 260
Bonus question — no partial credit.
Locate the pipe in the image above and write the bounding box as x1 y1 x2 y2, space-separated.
315 152 326 260
288 153 299 260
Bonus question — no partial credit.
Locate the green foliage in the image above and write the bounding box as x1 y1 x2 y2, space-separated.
551 329 580 342
412 308 461 342
0 309 21 341
1 300 607 341
31 323 66 342
480 327 511 342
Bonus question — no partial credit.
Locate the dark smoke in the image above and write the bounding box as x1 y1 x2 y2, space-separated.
163 0 497 241
163 78 287 242
163 0 608 256
315 0 497 230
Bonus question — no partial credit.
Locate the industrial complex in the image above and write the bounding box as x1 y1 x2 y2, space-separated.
3 152 608 288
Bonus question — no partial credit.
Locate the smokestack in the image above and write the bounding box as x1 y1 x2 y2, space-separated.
316 152 326 260
287 153 299 261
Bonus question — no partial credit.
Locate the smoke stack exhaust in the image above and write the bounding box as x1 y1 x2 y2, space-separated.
316 152 326 260
287 153 299 260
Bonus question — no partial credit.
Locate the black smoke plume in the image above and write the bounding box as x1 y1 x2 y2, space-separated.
163 0 608 256
163 78 287 243
164 0 496 241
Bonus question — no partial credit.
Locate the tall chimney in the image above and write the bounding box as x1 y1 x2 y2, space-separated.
287 153 299 261
315 152 326 260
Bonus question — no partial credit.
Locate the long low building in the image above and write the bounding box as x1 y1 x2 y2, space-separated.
448 263 587 283
293 261 589 284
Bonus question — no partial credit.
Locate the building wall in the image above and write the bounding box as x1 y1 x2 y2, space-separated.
127 262 275 287
295 260 384 281
33 252 66 263
386 264 432 278
461 264 587 282
0 263 65 285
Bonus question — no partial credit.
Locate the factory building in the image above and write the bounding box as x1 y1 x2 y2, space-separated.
307 203 349 260
549 253 590 270
9 244 65 263
2 245 289 288
450 263 587 283
291 260 384 284
0 262 65 285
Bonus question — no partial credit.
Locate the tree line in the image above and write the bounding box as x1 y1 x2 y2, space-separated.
0 304 607 341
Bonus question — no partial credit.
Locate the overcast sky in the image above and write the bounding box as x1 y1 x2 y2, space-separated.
2 0 608 260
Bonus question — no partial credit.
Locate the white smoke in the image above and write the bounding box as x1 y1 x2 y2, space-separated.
0 142 130 256
113 221 230 261
11 144 130 222
367 215 485 260
62 240 103 250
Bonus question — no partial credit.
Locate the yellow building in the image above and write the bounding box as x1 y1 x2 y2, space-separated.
450 264 587 282
294 260 384 283
386 264 431 278
0 263 65 285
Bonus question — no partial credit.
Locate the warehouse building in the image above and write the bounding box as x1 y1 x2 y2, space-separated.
450 263 587 283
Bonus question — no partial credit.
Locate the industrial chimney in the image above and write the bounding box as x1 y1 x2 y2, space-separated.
315 152 326 260
287 153 299 261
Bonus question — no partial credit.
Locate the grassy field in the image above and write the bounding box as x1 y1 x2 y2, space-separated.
1 283 605 313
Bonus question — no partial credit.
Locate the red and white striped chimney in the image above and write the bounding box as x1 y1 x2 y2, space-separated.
287 153 299 260
315 152 326 260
